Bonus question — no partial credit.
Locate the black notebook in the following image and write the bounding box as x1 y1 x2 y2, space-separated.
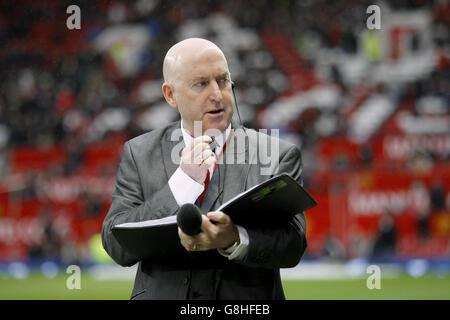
112 173 317 261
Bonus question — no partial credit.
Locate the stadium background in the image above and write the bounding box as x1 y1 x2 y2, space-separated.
0 0 449 299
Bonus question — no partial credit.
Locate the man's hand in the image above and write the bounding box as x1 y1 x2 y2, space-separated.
180 135 215 184
178 211 240 252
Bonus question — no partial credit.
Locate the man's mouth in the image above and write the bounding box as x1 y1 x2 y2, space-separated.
206 109 224 114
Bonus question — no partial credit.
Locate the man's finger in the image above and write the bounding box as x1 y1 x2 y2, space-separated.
178 227 200 251
200 149 214 160
182 143 211 165
192 142 212 156
199 214 216 231
201 155 216 167
190 136 212 149
193 135 213 143
206 211 231 224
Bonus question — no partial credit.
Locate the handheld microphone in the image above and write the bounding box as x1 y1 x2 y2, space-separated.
177 203 202 236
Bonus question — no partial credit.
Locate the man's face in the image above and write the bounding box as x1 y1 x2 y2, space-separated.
168 47 234 136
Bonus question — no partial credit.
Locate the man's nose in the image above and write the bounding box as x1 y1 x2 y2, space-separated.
209 81 223 102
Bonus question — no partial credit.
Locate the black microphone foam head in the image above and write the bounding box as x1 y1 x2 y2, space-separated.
177 203 202 236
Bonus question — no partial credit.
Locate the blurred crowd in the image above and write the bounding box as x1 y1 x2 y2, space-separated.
0 0 448 263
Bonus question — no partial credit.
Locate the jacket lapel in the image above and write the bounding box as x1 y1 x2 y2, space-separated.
198 165 223 213
161 121 184 179
200 123 251 212
218 124 251 208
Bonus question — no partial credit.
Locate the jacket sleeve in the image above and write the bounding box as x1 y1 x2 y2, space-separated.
240 145 308 269
101 141 179 267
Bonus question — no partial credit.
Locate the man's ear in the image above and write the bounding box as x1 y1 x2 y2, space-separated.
162 82 178 110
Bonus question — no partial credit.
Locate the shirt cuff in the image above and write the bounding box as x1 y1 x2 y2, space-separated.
218 225 249 261
168 167 205 206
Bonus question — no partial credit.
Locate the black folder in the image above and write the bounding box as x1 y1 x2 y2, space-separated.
112 173 317 261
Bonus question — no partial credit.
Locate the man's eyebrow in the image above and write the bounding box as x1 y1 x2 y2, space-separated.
191 72 230 80
191 76 208 81
217 72 230 78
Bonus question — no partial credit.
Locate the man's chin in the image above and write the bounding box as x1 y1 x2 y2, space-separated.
203 121 230 136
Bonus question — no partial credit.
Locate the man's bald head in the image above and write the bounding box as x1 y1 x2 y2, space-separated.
161 38 234 136
163 38 227 85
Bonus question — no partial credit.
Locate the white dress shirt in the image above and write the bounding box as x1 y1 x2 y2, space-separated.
168 121 249 260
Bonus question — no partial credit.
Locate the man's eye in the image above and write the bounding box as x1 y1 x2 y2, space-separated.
194 81 207 87
218 78 229 88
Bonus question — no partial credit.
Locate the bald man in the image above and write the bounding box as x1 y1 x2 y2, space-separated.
102 38 307 300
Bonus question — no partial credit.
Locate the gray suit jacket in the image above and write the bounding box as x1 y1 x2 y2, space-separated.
102 121 307 300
